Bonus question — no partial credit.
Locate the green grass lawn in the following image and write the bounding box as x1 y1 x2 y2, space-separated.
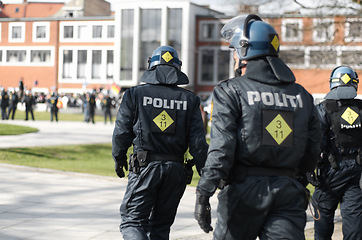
0 123 38 135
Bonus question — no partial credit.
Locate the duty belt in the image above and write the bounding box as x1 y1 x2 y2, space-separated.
246 166 295 178
136 151 184 164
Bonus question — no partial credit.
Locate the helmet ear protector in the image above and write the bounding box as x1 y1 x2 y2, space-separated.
329 66 359 90
147 46 182 70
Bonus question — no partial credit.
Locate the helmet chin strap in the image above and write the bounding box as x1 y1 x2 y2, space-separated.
235 59 247 76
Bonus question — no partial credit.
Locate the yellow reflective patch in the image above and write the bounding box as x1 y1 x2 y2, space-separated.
153 110 174 131
162 51 173 63
210 101 214 122
341 107 359 125
271 35 279 52
341 74 351 84
265 114 292 145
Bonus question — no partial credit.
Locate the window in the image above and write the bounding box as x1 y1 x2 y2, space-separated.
341 50 362 67
279 50 305 66
139 9 161 74
200 22 216 41
218 50 230 81
0 23 1 42
345 18 362 42
30 50 51 63
313 18 334 42
92 50 101 79
120 9 134 80
93 25 102 38
77 50 87 78
33 22 50 42
107 50 113 79
6 50 26 62
309 50 337 67
63 50 73 78
0 50 2 62
281 19 303 42
107 25 114 38
78 25 88 39
9 22 25 42
64 26 74 38
199 47 232 84
168 8 182 56
200 49 214 82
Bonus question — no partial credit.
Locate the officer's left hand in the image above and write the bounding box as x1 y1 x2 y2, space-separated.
115 160 128 178
194 191 213 233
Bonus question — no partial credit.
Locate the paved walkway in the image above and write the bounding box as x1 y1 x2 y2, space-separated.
0 120 342 239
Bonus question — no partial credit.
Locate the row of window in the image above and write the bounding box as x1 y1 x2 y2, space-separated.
198 46 362 85
60 48 114 82
0 47 54 66
0 21 115 43
199 18 361 43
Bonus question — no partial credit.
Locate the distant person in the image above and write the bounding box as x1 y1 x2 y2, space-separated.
102 94 112 124
23 90 36 121
8 90 19 120
0 88 9 120
48 92 59 122
86 92 96 124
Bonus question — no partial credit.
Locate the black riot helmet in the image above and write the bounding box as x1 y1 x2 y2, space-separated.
221 14 280 60
148 45 182 70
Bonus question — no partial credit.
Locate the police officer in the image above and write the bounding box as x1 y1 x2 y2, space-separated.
7 90 19 120
23 90 35 121
86 92 96 124
0 88 9 120
102 93 112 124
48 92 59 122
112 45 208 240
313 66 362 240
194 14 321 239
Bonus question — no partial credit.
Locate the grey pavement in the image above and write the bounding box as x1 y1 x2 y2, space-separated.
0 119 341 239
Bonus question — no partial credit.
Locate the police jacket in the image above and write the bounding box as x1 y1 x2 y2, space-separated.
48 96 58 109
112 65 208 173
316 94 362 159
197 56 321 196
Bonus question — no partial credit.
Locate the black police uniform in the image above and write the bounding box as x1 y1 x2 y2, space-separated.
102 96 112 124
8 92 19 120
313 89 362 240
197 56 321 239
48 94 58 122
86 94 96 124
0 90 9 120
23 93 35 121
112 64 208 240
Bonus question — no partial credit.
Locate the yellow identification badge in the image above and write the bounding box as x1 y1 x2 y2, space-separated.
262 109 293 147
151 109 176 133
340 106 361 130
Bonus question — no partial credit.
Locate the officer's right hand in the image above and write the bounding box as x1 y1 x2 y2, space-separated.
194 191 213 233
115 160 128 178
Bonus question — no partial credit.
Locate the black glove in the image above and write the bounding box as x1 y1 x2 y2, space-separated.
194 191 213 233
115 159 128 178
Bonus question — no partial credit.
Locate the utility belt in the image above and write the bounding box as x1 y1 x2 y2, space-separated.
218 165 295 189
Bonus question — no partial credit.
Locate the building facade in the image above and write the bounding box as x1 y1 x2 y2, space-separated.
0 0 361 101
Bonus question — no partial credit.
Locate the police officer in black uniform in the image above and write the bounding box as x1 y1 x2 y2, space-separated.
8 90 19 120
48 92 59 122
112 45 208 240
86 92 96 124
194 14 321 239
313 66 362 240
102 93 112 124
0 88 9 120
23 90 35 121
